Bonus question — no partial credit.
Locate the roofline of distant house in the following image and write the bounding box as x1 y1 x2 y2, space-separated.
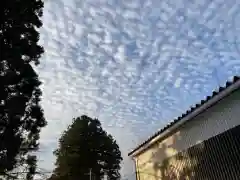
128 76 240 157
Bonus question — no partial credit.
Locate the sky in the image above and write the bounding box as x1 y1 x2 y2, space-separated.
36 0 240 179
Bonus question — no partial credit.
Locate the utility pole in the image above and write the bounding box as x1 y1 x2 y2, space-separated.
85 168 92 180
89 168 92 180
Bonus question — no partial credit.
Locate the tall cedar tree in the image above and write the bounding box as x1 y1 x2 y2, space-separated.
1 0 47 179
50 115 123 180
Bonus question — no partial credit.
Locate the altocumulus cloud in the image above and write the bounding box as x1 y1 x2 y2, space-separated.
37 0 240 178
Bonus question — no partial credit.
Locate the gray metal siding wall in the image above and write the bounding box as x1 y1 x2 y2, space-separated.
135 89 240 180
172 88 240 153
158 124 240 180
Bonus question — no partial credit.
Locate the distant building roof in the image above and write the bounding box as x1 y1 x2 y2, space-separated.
128 76 240 157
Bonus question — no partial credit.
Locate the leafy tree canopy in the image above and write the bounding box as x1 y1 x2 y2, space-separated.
50 115 123 180
1 0 46 179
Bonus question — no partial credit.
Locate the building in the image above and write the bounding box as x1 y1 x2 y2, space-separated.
128 76 240 180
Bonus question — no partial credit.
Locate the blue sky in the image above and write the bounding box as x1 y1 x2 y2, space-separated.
37 0 240 179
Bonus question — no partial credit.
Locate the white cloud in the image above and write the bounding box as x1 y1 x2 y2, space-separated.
37 0 240 179
174 77 183 88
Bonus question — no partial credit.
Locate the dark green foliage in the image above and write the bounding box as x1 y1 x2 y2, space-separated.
1 0 46 178
50 115 123 180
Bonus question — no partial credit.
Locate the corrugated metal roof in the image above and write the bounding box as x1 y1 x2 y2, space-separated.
128 76 240 156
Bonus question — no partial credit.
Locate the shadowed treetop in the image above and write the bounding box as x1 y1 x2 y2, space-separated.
49 115 122 180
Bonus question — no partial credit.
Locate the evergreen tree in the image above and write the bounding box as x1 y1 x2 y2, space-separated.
1 0 47 179
50 115 122 180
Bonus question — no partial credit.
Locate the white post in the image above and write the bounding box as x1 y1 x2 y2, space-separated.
89 168 92 180
104 173 108 180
